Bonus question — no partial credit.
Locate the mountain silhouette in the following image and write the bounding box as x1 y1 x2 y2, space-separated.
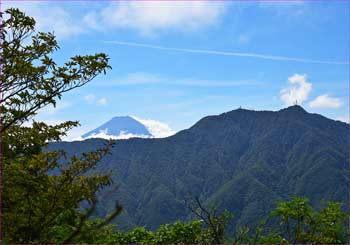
82 116 152 139
51 105 349 230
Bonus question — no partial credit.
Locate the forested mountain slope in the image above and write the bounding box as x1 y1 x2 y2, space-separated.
50 105 349 230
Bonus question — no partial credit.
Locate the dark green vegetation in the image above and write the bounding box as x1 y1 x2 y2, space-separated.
1 8 121 243
2 8 349 244
51 105 350 232
51 197 350 244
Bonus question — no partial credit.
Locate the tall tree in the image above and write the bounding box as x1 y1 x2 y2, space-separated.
185 195 232 244
0 8 121 243
270 197 349 244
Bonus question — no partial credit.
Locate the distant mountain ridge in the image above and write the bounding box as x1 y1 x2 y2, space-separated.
82 116 153 139
51 105 350 231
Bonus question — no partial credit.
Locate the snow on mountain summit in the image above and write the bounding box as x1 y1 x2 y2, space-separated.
81 116 175 140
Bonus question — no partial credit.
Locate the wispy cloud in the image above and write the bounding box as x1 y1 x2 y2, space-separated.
309 94 342 109
75 116 175 140
84 94 108 106
280 74 312 106
279 74 345 112
237 33 251 44
112 73 163 85
104 41 348 65
86 2 227 36
84 94 96 103
80 129 151 141
105 72 260 87
259 1 307 18
96 97 108 106
4 2 86 38
131 116 175 138
37 101 72 115
336 115 349 124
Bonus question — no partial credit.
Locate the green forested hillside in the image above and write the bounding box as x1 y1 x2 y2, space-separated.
3 8 348 244
50 105 349 231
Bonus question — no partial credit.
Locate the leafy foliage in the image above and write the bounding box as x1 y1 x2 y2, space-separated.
64 198 349 244
186 195 232 244
73 220 212 244
268 198 349 244
1 8 120 243
0 8 111 132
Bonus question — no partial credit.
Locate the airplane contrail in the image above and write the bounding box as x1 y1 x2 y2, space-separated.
104 40 349 65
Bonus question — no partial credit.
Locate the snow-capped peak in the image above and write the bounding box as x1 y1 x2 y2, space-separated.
81 116 175 140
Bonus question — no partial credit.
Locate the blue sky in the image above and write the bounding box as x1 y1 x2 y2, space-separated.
5 1 349 139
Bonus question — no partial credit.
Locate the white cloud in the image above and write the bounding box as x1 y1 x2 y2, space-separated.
77 116 176 141
22 119 65 127
84 94 109 107
82 11 100 30
108 72 259 87
63 128 87 141
280 74 312 106
336 115 349 123
84 94 95 103
5 1 228 38
177 78 258 87
96 97 108 106
37 101 71 115
237 34 250 44
82 129 150 140
3 2 85 38
78 116 175 140
93 2 227 35
22 118 84 141
131 116 176 138
41 119 65 126
259 1 307 18
113 73 163 85
309 94 342 109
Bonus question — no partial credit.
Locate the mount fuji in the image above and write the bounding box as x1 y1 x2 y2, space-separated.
81 116 175 140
